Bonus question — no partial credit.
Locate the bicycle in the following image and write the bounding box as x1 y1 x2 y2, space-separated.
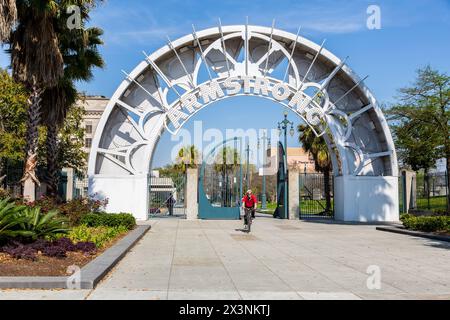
243 207 253 233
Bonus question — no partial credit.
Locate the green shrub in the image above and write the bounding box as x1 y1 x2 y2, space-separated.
402 215 450 233
0 198 30 241
26 196 109 226
80 213 136 230
18 207 70 240
67 225 128 248
0 199 70 242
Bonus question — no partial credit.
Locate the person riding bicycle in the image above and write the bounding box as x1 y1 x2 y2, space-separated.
242 190 257 231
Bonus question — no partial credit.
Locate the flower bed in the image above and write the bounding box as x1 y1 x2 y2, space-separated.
0 197 136 277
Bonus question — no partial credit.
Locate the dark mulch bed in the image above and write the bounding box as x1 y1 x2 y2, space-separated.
0 233 128 277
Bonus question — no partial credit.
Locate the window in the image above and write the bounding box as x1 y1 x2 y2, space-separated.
86 124 93 134
85 138 92 148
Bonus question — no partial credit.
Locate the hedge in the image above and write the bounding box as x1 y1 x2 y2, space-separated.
400 214 450 233
80 213 136 230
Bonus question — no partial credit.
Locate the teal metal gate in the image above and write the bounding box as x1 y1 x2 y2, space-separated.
274 142 288 219
199 138 243 220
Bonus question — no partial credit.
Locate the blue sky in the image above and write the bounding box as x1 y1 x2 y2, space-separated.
1 0 449 168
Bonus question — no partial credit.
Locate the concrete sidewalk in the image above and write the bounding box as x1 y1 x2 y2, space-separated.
1 217 450 300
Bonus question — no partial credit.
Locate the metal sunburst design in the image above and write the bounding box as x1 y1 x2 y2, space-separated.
88 19 397 179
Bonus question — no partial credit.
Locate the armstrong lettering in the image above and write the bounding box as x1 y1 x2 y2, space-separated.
166 76 327 135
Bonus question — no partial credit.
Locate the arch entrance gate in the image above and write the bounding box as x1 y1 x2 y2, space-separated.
88 24 399 222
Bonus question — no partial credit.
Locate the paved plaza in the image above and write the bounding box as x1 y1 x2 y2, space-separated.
1 217 449 300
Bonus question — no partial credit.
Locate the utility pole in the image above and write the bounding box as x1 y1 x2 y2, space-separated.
245 144 250 192
258 130 271 210
277 111 295 220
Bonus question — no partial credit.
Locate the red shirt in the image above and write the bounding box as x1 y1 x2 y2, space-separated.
242 194 257 208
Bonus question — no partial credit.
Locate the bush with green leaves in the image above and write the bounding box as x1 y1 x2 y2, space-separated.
18 207 70 241
0 198 69 242
401 214 450 233
80 213 136 230
26 196 109 226
0 198 29 241
67 225 128 248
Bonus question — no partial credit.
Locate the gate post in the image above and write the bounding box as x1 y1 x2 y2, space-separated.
401 169 416 212
288 168 300 220
186 168 199 220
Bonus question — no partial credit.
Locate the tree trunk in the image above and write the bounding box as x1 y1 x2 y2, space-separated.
21 87 42 202
0 158 5 188
45 122 60 198
447 157 450 214
323 168 332 214
424 168 430 210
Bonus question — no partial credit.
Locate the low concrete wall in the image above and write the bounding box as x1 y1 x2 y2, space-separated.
89 174 149 221
335 175 399 222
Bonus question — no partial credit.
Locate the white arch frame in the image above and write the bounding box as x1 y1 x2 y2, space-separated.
88 24 399 222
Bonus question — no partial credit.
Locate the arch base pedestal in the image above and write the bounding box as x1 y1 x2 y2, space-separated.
89 175 149 221
334 176 399 223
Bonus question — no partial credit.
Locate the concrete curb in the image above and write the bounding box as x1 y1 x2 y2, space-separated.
376 226 450 243
0 224 151 290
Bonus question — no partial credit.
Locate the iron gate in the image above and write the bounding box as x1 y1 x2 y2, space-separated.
148 171 186 219
299 173 334 219
199 138 243 220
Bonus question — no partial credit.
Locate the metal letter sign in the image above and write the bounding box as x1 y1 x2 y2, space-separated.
164 75 328 137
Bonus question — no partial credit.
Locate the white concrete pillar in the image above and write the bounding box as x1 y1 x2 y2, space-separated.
64 168 75 201
288 169 300 220
401 170 416 212
89 174 149 221
23 179 36 202
334 175 399 222
185 168 199 220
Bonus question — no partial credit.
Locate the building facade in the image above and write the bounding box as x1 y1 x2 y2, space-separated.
66 96 109 199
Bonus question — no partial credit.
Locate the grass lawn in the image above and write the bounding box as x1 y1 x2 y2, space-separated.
258 200 334 216
416 196 448 212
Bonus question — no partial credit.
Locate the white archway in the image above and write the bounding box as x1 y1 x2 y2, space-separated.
88 24 399 222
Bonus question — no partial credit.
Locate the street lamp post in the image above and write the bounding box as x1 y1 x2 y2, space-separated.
278 111 295 220
258 130 271 210
245 144 251 192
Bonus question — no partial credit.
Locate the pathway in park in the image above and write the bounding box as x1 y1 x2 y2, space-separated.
1 217 450 300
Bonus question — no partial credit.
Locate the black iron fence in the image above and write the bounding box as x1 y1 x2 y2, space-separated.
299 173 334 219
1 161 72 201
400 171 449 214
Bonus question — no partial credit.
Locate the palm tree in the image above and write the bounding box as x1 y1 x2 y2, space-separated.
213 147 240 207
298 124 333 214
176 145 200 172
7 0 64 201
41 24 104 197
0 0 17 42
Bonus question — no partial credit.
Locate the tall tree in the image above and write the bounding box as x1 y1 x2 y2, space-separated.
388 66 450 212
298 125 333 214
0 68 27 182
8 0 64 201
0 0 17 41
41 21 104 197
176 145 200 171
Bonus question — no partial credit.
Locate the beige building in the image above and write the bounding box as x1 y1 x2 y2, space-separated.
65 96 109 199
78 96 109 159
267 147 318 173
